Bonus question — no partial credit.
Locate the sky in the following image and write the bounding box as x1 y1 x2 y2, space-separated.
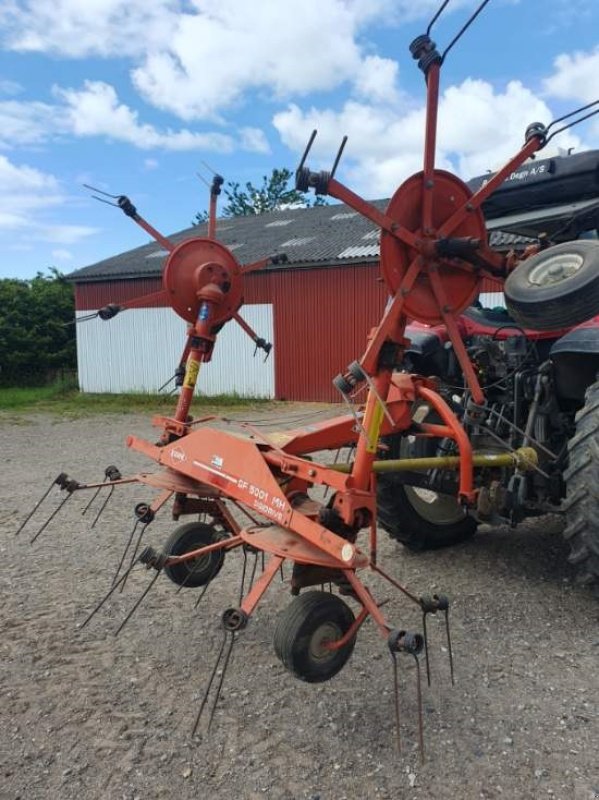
0 0 598 280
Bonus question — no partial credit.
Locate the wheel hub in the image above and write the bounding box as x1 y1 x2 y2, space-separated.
528 252 584 286
309 622 342 660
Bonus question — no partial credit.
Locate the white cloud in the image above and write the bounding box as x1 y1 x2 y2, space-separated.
0 98 58 149
143 158 159 171
274 78 584 197
51 248 73 261
0 0 180 58
544 47 599 105
239 127 270 154
0 154 98 245
53 81 235 152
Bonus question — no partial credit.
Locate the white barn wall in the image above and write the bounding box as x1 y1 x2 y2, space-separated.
76 305 275 397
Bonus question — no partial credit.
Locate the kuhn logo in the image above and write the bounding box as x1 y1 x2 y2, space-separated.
211 454 224 469
170 447 187 464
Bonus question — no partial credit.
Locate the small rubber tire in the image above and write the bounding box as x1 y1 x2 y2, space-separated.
561 379 599 589
162 521 226 588
505 241 599 331
273 591 356 683
377 404 477 551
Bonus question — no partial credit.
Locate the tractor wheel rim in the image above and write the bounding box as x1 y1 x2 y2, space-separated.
528 252 584 287
405 485 466 525
309 622 342 661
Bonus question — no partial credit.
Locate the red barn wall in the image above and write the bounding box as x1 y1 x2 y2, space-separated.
74 267 505 403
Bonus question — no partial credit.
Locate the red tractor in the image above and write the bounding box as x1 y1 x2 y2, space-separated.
377 148 599 590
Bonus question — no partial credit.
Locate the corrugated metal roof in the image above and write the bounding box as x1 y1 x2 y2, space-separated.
67 197 537 283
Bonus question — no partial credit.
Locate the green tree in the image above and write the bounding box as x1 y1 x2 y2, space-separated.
0 268 76 385
194 167 327 224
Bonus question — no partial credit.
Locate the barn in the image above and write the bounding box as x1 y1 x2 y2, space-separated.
67 200 510 402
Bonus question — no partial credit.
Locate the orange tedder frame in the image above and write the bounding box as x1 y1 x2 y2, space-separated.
21 3 583 758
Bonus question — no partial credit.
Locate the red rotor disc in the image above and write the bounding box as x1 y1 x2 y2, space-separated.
380 170 487 324
162 238 243 324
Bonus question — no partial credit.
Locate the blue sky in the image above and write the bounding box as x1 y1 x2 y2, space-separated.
0 0 598 279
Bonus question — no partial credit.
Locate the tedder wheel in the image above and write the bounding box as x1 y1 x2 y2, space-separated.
163 521 226 588
505 241 599 331
561 379 599 590
273 591 356 683
376 403 477 551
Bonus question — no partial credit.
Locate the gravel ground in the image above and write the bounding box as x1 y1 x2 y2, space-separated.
1 408 598 800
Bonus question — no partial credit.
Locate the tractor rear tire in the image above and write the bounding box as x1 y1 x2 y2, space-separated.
273 591 356 683
505 241 599 331
561 379 599 589
377 404 477 551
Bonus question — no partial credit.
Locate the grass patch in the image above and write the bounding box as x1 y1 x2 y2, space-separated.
0 381 273 416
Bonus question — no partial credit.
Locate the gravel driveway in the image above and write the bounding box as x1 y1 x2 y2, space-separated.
1 409 597 800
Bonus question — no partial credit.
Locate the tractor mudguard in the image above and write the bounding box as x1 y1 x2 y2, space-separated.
404 325 448 377
551 321 599 402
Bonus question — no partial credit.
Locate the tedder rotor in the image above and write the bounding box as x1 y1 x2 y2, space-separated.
17 0 599 760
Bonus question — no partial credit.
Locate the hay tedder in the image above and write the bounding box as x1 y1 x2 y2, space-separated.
17 1 599 759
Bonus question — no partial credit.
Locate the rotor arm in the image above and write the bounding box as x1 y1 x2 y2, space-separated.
233 312 272 360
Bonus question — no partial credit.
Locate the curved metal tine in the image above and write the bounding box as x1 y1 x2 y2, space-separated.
82 183 121 199
193 581 211 609
546 98 599 132
441 0 492 63
422 612 432 687
82 481 105 517
279 562 285 582
445 608 455 686
30 494 73 544
413 654 425 764
120 522 150 593
192 630 227 736
78 559 141 630
207 632 236 730
239 549 248 604
545 105 599 146
391 653 402 755
114 568 162 637
15 478 58 536
427 0 450 35
200 160 219 177
297 129 317 173
112 519 140 587
158 373 176 393
330 136 348 180
247 551 259 594
195 171 211 189
91 486 114 529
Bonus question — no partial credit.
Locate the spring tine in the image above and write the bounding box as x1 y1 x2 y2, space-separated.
413 654 425 764
91 486 115 529
29 494 73 544
114 569 162 637
279 563 285 582
391 653 402 755
193 581 211 609
328 581 332 594
207 632 236 731
81 484 104 516
78 561 139 630
297 129 317 174
192 631 228 736
260 551 265 573
247 552 259 594
120 522 149 593
239 549 248 604
112 520 140 587
15 478 58 536
422 613 432 687
445 609 455 686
